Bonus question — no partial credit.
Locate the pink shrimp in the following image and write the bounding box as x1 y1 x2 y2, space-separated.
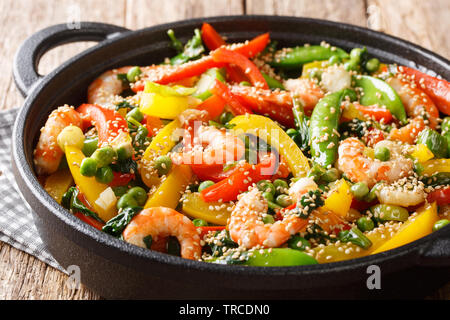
283 78 324 112
33 105 83 175
228 188 307 249
171 125 245 166
122 207 202 260
87 66 133 106
337 137 413 188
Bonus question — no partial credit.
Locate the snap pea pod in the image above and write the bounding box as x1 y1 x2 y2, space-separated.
370 204 409 222
338 227 372 250
270 45 349 70
261 73 285 90
193 68 226 100
417 128 448 159
441 117 450 157
420 172 450 187
243 248 318 266
353 75 407 124
309 89 356 167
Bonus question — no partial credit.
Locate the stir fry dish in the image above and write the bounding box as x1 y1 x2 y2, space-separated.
35 23 450 266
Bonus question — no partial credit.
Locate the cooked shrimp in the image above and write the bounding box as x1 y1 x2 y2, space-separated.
337 137 413 187
289 177 318 203
377 183 426 207
171 125 245 166
387 76 439 144
34 105 83 175
122 207 202 260
283 78 324 111
228 188 307 248
87 66 133 106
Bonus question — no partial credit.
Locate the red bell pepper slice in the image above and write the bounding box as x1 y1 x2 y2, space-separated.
230 85 296 127
353 102 393 123
144 115 164 137
108 172 135 187
191 161 247 183
197 226 226 239
200 153 278 202
427 186 450 206
77 104 128 146
210 80 253 115
211 48 269 89
195 94 226 120
397 66 450 115
132 33 270 91
201 23 226 50
74 212 105 231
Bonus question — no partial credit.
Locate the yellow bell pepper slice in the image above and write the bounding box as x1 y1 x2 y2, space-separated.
322 179 353 218
44 169 73 204
65 146 117 222
372 202 438 254
144 164 192 209
301 60 328 79
230 114 310 177
411 144 434 163
421 159 450 176
182 193 232 225
342 103 366 121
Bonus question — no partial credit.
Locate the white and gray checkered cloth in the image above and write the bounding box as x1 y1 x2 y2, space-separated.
0 108 63 271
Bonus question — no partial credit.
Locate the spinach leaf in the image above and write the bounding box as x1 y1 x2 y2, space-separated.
110 157 138 174
169 28 205 65
61 187 103 223
102 206 142 237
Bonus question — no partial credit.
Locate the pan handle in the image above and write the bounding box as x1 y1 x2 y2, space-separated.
418 227 450 267
13 22 130 97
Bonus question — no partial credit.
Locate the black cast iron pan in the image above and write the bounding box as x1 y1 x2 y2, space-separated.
11 16 450 299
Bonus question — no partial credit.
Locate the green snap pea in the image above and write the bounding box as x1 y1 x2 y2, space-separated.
126 107 144 123
193 68 226 100
328 55 341 65
370 204 409 222
95 166 114 184
80 158 98 177
365 182 383 202
275 194 293 208
364 58 380 73
127 66 142 83
257 180 275 195
374 146 390 161
117 193 138 210
338 227 372 250
421 172 450 187
433 219 450 232
417 128 448 159
441 117 450 157
270 45 349 70
193 219 208 227
198 180 215 192
349 47 368 64
262 214 275 224
243 248 318 266
350 182 369 200
239 81 252 87
357 216 375 232
153 155 172 176
307 163 326 182
91 146 117 168
82 137 98 157
287 235 310 251
286 128 298 138
353 75 407 124
127 187 148 206
261 73 285 90
309 89 356 167
267 200 282 211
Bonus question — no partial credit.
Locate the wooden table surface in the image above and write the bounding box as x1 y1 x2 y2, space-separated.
0 0 449 300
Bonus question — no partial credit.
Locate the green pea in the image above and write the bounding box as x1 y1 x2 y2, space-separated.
276 194 293 208
365 182 383 202
91 146 117 168
273 179 289 195
257 180 275 195
127 186 148 206
112 186 128 197
370 204 409 222
127 66 142 83
288 235 310 251
350 182 369 200
432 219 450 232
267 200 282 211
286 128 298 138
117 193 138 210
307 164 326 182
321 168 340 183
95 166 114 184
365 58 380 73
126 107 144 122
349 47 367 63
82 137 98 157
219 112 234 125
374 146 390 161
262 191 274 202
357 216 375 232
154 155 172 176
239 81 252 87
198 180 214 192
262 214 275 224
193 219 208 227
344 60 359 71
328 55 341 65
80 158 98 177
